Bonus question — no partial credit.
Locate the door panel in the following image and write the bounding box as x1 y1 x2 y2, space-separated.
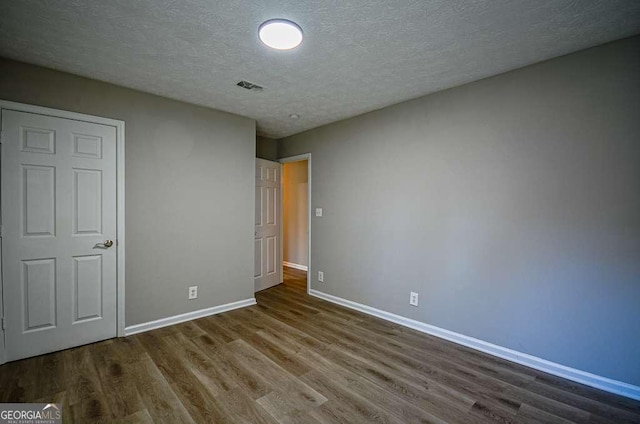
2 109 118 361
73 133 102 158
254 239 263 278
73 169 102 234
22 258 57 331
255 158 281 292
22 165 56 237
266 186 276 225
21 127 55 154
255 186 263 226
73 255 103 322
267 236 277 275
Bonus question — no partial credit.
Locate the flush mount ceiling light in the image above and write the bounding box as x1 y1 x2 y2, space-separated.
259 19 303 50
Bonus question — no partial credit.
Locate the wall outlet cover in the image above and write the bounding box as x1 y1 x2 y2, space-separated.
410 292 419 306
189 286 198 300
318 271 324 282
315 208 323 217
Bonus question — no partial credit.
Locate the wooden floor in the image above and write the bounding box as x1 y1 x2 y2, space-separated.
1 267 639 423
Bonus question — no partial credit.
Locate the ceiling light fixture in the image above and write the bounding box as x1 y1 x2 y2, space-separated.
259 19 303 50
289 114 300 120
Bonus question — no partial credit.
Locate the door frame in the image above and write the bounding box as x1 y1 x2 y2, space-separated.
279 153 312 294
0 100 126 365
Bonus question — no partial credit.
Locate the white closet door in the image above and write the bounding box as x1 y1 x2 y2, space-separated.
2 109 117 361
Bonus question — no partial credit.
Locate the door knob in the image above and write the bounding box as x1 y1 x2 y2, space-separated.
95 240 114 249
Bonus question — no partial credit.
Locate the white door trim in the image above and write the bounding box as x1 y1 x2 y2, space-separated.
0 100 126 365
279 153 312 294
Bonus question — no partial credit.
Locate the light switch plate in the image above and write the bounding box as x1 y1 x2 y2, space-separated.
315 208 323 217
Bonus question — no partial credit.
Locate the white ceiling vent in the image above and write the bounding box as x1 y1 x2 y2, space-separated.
236 80 263 91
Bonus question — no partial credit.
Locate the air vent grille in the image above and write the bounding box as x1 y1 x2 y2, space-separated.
236 80 263 91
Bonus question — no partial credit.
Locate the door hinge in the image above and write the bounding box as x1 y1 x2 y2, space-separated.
1 317 5 331
0 225 3 237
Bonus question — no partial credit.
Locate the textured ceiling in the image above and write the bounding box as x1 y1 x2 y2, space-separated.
1 1 639 138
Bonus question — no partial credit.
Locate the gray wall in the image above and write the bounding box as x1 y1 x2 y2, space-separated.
0 58 256 326
279 36 640 385
283 161 309 267
256 136 278 160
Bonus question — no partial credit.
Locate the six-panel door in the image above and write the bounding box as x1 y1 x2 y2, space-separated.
1 109 118 361
255 158 281 292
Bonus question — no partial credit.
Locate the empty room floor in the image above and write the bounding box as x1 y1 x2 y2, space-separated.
0 267 638 423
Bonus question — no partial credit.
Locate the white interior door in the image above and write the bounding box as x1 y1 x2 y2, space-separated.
1 109 118 361
255 158 281 292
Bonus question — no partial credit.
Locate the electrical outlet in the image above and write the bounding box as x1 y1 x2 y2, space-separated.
189 286 198 300
409 292 419 306
318 271 324 282
315 208 323 217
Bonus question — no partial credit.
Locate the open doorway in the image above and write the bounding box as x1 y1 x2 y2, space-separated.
280 154 311 294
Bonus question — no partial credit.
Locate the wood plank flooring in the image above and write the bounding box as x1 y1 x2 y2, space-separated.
1 266 639 423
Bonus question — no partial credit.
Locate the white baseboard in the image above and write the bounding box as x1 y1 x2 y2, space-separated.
283 261 308 271
124 298 256 336
309 289 640 401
